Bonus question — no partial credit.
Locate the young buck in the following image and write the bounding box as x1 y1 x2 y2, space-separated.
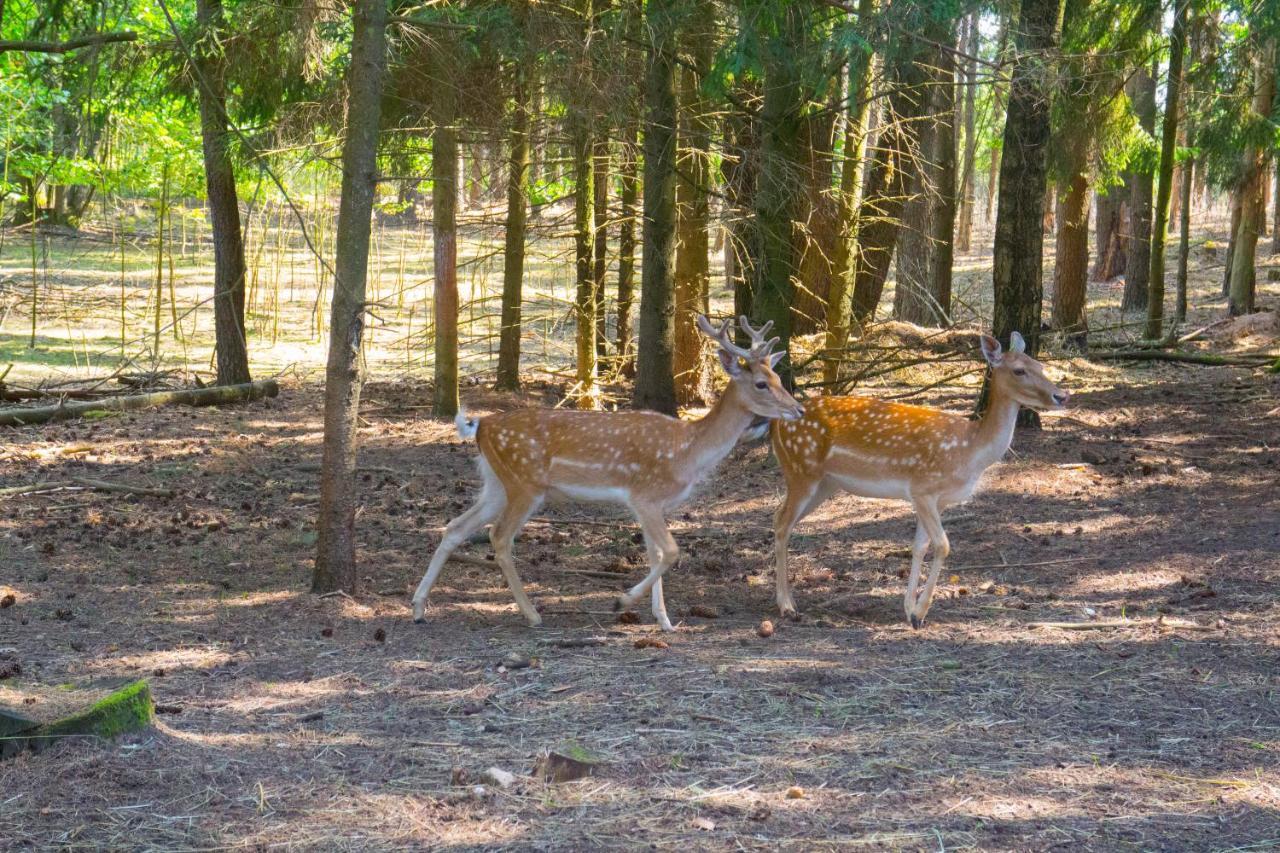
412 316 804 631
771 331 1069 628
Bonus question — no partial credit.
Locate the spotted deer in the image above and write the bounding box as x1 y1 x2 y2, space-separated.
412 316 804 631
771 332 1069 628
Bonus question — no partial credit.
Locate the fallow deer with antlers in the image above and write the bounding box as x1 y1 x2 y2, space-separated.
412 316 804 631
771 331 1069 628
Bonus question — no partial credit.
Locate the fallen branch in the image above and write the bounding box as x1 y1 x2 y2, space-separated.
1029 618 1217 632
0 379 279 426
1090 350 1274 366
0 31 138 54
1 478 174 500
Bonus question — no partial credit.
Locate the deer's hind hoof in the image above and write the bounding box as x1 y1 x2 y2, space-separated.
909 614 923 630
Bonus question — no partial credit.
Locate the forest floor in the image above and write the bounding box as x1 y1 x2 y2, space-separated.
2 219 1280 850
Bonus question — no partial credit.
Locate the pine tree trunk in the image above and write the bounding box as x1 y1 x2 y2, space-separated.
1121 66 1155 312
987 0 1063 429
1052 170 1089 349
616 120 638 369
495 70 531 392
633 0 678 414
592 138 609 367
1223 192 1240 296
985 11 1012 224
849 37 930 326
752 3 807 386
1092 190 1127 280
573 129 597 403
313 0 387 594
791 106 838 335
722 99 759 344
1145 1 1187 339
823 0 877 386
432 88 460 417
1175 112 1195 325
1229 42 1276 316
956 11 980 254
195 0 252 386
673 52 712 405
1272 158 1280 255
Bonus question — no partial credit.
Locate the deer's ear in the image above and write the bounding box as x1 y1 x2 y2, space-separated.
718 348 743 376
980 334 1004 366
1009 331 1027 354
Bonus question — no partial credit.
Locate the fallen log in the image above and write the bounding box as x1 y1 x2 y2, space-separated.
1090 350 1275 366
0 379 279 427
0 679 154 760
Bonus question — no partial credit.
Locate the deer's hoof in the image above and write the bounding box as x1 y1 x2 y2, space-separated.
909 614 923 630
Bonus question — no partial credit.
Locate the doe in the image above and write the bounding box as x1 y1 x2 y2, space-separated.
771 332 1068 628
412 316 804 631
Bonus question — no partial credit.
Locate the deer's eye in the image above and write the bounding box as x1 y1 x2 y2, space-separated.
1013 368 1027 376
754 380 768 390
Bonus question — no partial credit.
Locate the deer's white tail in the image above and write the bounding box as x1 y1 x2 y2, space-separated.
455 408 479 440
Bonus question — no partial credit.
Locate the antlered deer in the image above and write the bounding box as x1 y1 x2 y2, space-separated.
412 316 804 631
771 332 1068 628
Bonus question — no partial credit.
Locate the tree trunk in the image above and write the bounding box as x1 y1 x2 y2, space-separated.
791 105 839 335
572 128 597 403
1223 191 1240 296
1052 169 1089 350
985 11 1012 224
894 35 956 327
313 0 387 594
1145 1 1187 339
722 96 760 346
1121 66 1155 312
432 87 460 417
592 138 609 366
495 69 531 392
1175 111 1195 325
194 0 251 386
956 11 980 254
633 0 678 414
987 0 1063 429
1273 157 1280 255
1229 42 1277 316
823 0 877 386
616 120 638 369
752 3 807 387
673 51 712 405
1092 190 1127 280
849 37 930 326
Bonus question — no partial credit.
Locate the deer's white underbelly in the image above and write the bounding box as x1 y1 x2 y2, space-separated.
830 473 911 500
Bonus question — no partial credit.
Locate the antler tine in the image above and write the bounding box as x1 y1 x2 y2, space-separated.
738 316 780 358
697 314 752 359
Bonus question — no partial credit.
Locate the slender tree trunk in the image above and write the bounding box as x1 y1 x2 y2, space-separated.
791 104 839 335
634 0 678 413
592 138 609 366
723 96 760 344
573 129 597 402
1175 111 1195 325
850 38 930 326
195 0 251 386
956 11 980 254
616 120 638 368
495 69 530 392
1273 158 1280 255
987 0 1063 429
1052 169 1089 349
823 0 876 386
1229 42 1276 316
1122 66 1156 312
313 0 387 594
432 87 460 417
673 47 712 404
752 3 808 387
1144 2 1186 339
1223 191 1241 296
985 11 1012 224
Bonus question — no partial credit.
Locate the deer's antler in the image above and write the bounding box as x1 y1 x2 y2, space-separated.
696 315 753 361
738 316 781 359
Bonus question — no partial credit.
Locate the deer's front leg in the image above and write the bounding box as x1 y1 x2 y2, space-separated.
619 502 679 632
908 497 950 629
902 520 929 623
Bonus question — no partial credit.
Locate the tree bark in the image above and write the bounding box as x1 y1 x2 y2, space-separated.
1121 66 1155 312
987 0 1063 429
1145 2 1186 339
673 49 712 405
1052 169 1089 350
633 0 678 414
722 96 759 347
313 0 387 595
495 68 531 392
752 2 807 387
985 11 1012 224
194 0 251 386
616 120 638 369
1229 42 1276 316
573 129 597 403
1175 112 1194 325
1273 157 1280 255
849 37 930 327
432 85 459 417
1092 190 1127 280
592 137 609 366
956 11 980 254
823 0 877 386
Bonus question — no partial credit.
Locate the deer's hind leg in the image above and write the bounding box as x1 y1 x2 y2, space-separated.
489 488 546 627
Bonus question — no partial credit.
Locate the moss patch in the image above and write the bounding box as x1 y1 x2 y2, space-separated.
1 680 153 759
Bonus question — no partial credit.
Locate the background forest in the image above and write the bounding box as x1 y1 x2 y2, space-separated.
1 0 1279 848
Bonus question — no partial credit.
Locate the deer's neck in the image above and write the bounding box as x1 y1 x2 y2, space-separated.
969 381 1021 469
684 382 756 477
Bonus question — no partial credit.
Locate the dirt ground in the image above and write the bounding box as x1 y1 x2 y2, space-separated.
2 337 1279 849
